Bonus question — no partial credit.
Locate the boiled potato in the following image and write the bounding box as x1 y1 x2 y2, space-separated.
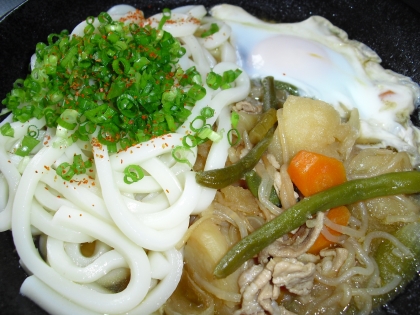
282 95 356 161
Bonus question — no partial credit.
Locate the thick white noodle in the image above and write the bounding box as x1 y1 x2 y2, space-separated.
21 276 101 315
3 4 251 314
92 142 191 250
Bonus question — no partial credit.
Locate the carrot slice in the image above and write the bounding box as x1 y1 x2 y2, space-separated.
308 206 351 255
287 150 347 197
288 151 349 254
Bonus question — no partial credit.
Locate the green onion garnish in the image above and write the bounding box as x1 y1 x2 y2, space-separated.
0 122 14 137
200 106 215 119
172 145 194 167
56 154 92 180
197 127 223 143
231 111 240 128
182 134 198 148
227 128 241 146
158 8 171 30
27 125 40 138
201 23 220 38
15 135 40 157
123 165 145 184
2 9 205 152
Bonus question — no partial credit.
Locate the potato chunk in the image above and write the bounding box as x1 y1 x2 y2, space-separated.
282 95 356 161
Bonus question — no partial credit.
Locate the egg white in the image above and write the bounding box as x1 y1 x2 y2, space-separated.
211 4 420 163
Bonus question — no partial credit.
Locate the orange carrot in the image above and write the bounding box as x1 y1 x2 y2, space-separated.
288 151 349 254
308 206 351 255
287 150 347 197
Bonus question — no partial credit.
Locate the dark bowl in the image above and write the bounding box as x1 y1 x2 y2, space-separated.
0 1 419 314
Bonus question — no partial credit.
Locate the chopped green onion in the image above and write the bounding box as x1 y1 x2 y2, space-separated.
1 8 203 154
221 69 242 89
197 127 223 142
158 8 171 30
187 84 206 101
182 134 198 148
112 58 130 75
27 125 40 138
201 23 219 38
227 128 241 146
57 109 78 130
52 136 73 149
0 122 14 137
15 135 40 156
172 145 194 167
123 165 145 184
190 116 206 132
200 106 215 119
56 162 75 181
56 154 92 180
231 111 240 128
206 71 222 90
72 154 90 174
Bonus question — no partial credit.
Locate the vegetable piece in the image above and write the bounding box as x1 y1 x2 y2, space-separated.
282 96 347 161
213 171 420 278
0 122 14 137
248 108 277 145
195 128 274 189
1 10 199 150
374 222 420 304
245 170 280 207
56 154 92 180
123 165 144 184
287 150 347 197
307 205 351 255
261 76 278 111
206 69 242 90
15 135 40 157
201 23 220 38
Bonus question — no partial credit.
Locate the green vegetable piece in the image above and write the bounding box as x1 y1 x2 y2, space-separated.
373 221 420 305
261 76 278 111
201 23 219 38
123 165 145 184
15 135 40 157
1 8 200 152
213 171 420 278
245 170 281 207
0 122 14 137
248 108 277 145
206 71 222 90
56 162 75 181
158 8 171 30
196 128 274 189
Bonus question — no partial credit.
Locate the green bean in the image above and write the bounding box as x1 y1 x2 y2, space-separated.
245 170 281 207
261 76 278 111
213 171 420 278
195 128 274 189
248 108 277 145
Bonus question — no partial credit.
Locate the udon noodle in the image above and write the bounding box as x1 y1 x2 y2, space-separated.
0 3 419 315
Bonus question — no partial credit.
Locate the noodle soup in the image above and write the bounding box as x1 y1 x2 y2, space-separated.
0 1 419 314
